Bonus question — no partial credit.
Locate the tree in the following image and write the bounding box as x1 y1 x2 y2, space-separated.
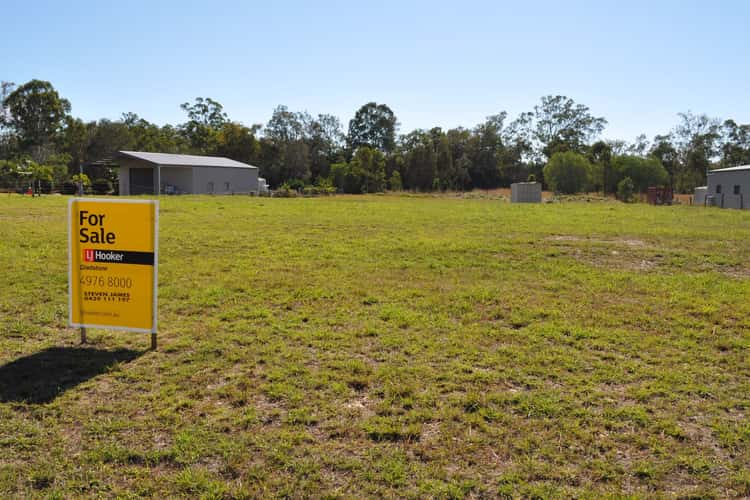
389 170 402 191
0 81 15 159
330 147 386 193
58 116 91 169
649 135 678 189
3 79 71 161
347 102 398 154
180 97 228 152
672 111 721 192
86 119 132 163
0 82 13 128
467 114 505 188
532 95 607 159
265 105 308 143
308 114 344 181
610 155 669 193
281 140 311 183
213 122 260 164
351 146 386 193
401 130 436 191
719 119 750 168
627 134 650 157
588 140 612 193
543 151 592 194
617 177 635 202
263 106 313 183
435 133 454 190
123 112 185 153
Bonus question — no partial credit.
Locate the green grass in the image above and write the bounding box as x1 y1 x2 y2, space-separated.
0 194 748 497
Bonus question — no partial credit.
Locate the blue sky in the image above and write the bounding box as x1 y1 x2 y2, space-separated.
3 0 748 141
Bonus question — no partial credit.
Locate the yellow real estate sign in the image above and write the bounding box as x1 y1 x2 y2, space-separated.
69 198 159 332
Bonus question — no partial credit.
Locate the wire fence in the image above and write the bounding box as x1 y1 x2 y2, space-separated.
0 179 117 196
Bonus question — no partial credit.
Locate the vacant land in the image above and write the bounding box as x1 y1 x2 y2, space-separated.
0 195 748 498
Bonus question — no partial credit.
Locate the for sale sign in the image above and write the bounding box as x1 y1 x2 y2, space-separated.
69 198 159 332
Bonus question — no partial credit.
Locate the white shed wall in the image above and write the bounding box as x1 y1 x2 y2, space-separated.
160 167 193 194
706 170 750 209
191 166 258 194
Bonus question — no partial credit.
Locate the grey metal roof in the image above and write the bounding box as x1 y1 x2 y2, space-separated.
118 151 258 169
708 165 750 173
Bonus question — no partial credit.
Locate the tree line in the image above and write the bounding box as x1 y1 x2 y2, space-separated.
1 79 749 194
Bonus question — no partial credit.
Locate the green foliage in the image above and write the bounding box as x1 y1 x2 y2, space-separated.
2 79 70 159
179 97 228 152
352 146 386 193
389 170 402 191
543 151 592 194
533 95 607 158
71 173 91 187
617 177 635 202
3 77 750 199
347 102 398 153
331 147 386 193
610 155 669 193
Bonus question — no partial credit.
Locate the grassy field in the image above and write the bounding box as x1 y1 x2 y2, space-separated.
0 194 749 498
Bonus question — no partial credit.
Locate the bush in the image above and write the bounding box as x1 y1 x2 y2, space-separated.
274 183 297 198
527 174 536 183
617 177 635 203
331 147 386 194
543 152 592 194
610 155 668 193
92 178 112 195
389 171 403 191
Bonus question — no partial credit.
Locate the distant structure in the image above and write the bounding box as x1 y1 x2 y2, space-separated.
693 186 707 205
705 165 750 209
116 151 260 195
511 182 542 203
646 187 673 205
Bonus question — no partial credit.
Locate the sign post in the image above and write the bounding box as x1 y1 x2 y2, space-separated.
68 198 159 348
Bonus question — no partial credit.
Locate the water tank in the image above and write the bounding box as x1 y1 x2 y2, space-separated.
511 182 542 203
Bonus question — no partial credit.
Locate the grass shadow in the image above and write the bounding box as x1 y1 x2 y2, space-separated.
0 347 142 404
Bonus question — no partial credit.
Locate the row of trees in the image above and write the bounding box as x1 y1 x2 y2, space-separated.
1 79 749 194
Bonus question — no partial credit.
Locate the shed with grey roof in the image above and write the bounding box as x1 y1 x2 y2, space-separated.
116 151 260 195
706 165 750 209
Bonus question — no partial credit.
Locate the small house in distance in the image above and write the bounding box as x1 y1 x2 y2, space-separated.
116 151 260 195
705 165 750 209
511 182 542 203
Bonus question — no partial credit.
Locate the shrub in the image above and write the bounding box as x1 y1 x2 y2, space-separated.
527 174 536 183
389 171 403 191
274 183 297 198
617 177 635 202
543 152 592 194
610 155 668 193
92 178 112 195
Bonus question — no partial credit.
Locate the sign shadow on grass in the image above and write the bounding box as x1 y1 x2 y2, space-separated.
0 347 142 404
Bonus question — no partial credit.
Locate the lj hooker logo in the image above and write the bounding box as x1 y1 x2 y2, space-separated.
81 248 154 265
